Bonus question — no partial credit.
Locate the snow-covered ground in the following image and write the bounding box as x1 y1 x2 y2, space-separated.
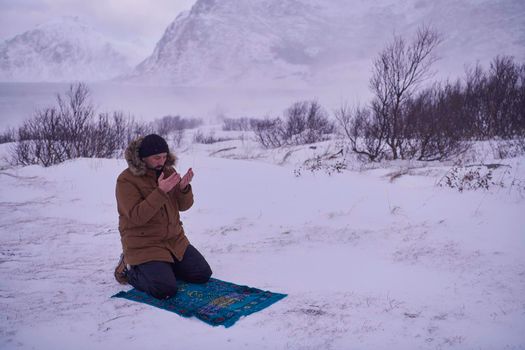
1 129 524 349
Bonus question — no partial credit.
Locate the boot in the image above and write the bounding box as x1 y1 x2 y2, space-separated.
114 253 128 285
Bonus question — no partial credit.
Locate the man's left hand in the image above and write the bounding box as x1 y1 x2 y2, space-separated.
180 168 194 192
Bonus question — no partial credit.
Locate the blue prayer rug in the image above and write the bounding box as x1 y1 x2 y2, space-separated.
112 278 287 328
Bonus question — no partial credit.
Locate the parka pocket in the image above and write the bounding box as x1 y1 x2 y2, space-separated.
123 223 165 238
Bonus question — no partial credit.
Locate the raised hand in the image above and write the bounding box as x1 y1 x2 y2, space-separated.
179 168 194 192
158 171 181 193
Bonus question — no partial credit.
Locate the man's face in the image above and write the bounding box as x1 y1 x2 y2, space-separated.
143 153 167 170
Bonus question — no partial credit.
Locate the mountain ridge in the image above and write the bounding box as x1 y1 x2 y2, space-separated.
123 0 525 87
0 16 131 82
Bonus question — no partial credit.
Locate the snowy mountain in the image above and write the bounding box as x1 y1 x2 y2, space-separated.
125 0 525 87
0 17 131 82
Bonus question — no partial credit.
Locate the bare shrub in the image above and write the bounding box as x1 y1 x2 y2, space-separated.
338 81 469 162
0 128 16 144
154 115 178 138
108 111 149 149
483 56 524 139
222 117 260 131
337 26 442 162
462 56 525 141
370 26 442 160
462 63 487 140
253 118 285 149
490 139 525 159
193 130 232 144
153 115 201 137
55 83 96 158
337 28 524 163
254 101 334 149
437 164 510 192
403 82 470 161
83 112 153 158
170 129 185 147
14 107 67 166
335 104 387 161
152 115 203 147
10 83 154 166
283 100 334 145
293 149 346 177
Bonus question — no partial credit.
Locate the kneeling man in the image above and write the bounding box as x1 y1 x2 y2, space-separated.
114 134 212 299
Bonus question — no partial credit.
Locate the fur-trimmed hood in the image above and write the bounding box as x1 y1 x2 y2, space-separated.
124 137 177 176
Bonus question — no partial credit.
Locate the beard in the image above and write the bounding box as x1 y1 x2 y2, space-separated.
145 164 164 171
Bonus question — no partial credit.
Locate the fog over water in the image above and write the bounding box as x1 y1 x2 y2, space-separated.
0 82 368 130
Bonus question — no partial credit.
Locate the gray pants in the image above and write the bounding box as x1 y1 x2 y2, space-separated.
127 244 212 299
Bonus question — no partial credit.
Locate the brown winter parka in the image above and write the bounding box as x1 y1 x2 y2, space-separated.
116 137 193 266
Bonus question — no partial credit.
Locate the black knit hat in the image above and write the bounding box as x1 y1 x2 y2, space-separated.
139 134 169 158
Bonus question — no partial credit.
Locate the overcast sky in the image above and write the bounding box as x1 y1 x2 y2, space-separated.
0 0 196 57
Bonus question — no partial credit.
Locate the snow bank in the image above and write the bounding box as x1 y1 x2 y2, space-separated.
1 136 524 349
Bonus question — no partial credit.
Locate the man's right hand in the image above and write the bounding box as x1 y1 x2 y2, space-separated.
158 172 181 193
